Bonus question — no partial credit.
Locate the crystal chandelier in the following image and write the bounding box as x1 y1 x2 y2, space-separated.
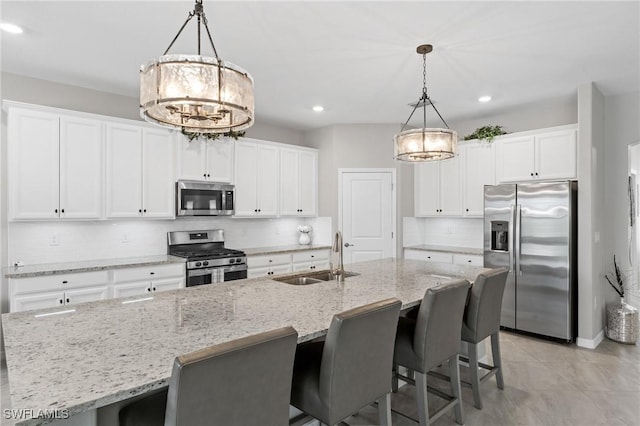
140 0 254 133
394 44 457 162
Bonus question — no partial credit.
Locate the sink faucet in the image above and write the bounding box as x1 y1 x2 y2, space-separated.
332 231 344 283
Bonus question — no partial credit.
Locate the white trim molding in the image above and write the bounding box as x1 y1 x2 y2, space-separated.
576 329 604 349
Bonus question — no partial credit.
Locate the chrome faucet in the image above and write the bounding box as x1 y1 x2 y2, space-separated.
332 231 344 283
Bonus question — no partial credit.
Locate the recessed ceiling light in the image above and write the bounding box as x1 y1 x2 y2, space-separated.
312 105 324 112
0 22 24 34
478 96 492 103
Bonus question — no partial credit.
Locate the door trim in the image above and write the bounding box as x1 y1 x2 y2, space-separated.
338 168 397 258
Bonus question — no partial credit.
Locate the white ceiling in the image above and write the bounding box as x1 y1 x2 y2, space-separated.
1 1 638 131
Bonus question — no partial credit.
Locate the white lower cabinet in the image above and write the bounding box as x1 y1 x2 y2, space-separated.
292 250 330 272
404 249 483 267
452 253 484 266
111 264 185 298
9 271 111 312
247 249 331 278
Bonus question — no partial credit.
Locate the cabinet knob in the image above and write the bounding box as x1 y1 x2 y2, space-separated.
535 172 539 176
258 209 261 213
427 256 431 259
147 288 152 292
254 209 258 212
61 209 65 213
152 287 156 292
143 209 147 213
468 260 472 263
268 260 273 263
66 298 70 303
59 299 64 304
139 209 142 213
55 209 58 214
207 174 210 178
466 208 469 212
62 280 68 284
204 173 207 178
150 272 155 275
530 172 534 177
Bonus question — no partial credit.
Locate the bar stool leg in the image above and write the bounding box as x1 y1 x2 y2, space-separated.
468 342 483 409
415 372 430 426
449 355 464 425
491 332 504 389
392 363 399 393
377 393 392 426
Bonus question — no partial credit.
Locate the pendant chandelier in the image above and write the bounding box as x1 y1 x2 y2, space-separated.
140 0 254 133
394 44 457 162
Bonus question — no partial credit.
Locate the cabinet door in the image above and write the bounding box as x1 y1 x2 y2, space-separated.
59 116 103 219
106 123 143 217
255 144 279 216
177 136 207 181
234 141 259 215
112 281 151 299
496 135 535 182
535 129 577 180
8 108 60 220
279 148 300 216
462 142 495 216
142 128 174 218
151 277 184 293
298 150 318 216
12 291 65 312
414 163 439 216
65 286 110 305
438 156 462 216
206 138 234 183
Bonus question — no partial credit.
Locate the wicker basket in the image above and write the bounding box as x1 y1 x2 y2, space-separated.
606 299 638 344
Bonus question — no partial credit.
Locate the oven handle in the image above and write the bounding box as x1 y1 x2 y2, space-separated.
224 264 248 273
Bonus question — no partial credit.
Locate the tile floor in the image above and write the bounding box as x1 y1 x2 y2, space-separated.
1 331 639 426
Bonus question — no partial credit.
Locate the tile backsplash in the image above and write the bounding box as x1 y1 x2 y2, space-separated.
8 217 332 266
403 217 483 248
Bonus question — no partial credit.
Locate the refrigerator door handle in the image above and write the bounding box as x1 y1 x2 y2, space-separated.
509 205 515 272
515 204 522 275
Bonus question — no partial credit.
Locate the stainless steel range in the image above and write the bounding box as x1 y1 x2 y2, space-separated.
168 229 247 286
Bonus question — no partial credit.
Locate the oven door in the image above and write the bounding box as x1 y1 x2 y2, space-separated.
186 264 247 287
223 264 248 281
177 180 234 216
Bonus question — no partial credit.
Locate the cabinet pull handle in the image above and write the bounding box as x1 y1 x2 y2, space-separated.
62 280 68 284
427 256 431 259
150 272 155 275
66 298 70 303
59 299 64 304
55 209 58 214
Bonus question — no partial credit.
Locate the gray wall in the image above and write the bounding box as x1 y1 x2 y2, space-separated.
604 92 640 309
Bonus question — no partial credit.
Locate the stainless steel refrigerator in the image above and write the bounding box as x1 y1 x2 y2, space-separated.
484 181 577 341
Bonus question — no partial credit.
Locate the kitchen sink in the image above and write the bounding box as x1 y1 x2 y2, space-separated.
273 270 360 285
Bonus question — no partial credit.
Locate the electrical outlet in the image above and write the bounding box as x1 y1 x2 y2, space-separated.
121 233 130 243
446 227 453 234
12 260 24 267
49 233 60 246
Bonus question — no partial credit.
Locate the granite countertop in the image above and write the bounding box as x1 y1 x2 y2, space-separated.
1 258 487 426
404 244 483 256
3 255 186 279
242 244 332 256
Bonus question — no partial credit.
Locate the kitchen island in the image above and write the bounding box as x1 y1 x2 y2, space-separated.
1 258 488 426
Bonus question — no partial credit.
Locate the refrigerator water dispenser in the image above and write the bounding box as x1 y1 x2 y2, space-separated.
491 221 509 251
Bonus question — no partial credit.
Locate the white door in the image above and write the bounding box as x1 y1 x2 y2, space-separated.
340 170 395 264
59 116 103 219
106 123 143 218
142 128 174 218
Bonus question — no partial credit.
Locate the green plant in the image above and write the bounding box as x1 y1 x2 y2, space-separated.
463 125 507 142
605 255 626 298
181 128 245 142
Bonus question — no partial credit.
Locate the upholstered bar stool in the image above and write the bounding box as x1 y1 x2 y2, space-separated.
392 280 471 426
290 298 402 426
460 268 509 409
119 326 298 426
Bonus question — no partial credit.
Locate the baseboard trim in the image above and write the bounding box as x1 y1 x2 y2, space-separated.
576 329 604 349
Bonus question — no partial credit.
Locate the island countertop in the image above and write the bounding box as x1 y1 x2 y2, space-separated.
1 258 487 425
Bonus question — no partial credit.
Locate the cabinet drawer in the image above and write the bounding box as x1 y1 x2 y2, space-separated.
292 250 330 263
247 253 291 268
453 254 483 266
10 270 110 295
404 249 452 263
113 263 185 283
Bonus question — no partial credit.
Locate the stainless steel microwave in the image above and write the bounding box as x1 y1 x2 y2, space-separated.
176 181 235 216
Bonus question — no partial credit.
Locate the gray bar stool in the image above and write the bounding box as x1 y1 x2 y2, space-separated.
119 326 298 426
290 298 402 426
392 280 471 426
460 267 509 409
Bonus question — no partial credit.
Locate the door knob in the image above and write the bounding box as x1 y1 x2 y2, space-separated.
344 242 354 247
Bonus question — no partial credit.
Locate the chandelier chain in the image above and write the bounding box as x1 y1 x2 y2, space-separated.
162 0 220 60
422 53 428 99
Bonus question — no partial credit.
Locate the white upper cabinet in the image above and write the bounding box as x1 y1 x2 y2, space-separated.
415 155 462 217
280 147 318 216
176 135 234 183
461 142 495 216
106 123 175 219
234 139 279 217
8 107 102 220
496 126 577 183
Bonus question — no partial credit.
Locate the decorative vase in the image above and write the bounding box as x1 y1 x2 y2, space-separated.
606 298 638 344
298 232 311 245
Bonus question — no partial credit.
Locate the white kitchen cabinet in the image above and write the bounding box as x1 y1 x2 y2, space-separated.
8 107 103 220
280 148 318 216
177 135 234 183
234 139 279 217
9 270 111 312
461 142 495 216
414 155 462 217
247 253 292 278
496 126 577 183
111 263 185 298
106 123 174 219
111 281 151 299
404 249 453 263
452 253 484 266
292 249 330 271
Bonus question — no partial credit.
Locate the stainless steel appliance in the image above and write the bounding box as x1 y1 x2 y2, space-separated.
168 229 247 286
484 181 577 341
176 181 235 216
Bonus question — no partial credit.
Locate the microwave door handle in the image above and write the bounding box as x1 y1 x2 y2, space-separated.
221 191 226 210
